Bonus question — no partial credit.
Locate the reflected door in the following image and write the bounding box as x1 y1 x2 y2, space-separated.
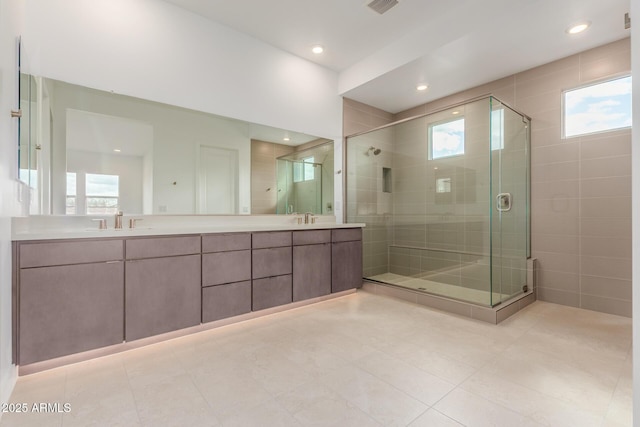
198 146 238 214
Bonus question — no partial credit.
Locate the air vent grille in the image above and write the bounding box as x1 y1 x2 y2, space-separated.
367 0 399 15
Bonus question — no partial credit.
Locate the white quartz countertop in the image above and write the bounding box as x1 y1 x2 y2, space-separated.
12 215 365 241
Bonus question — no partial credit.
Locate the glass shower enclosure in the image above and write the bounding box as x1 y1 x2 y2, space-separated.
345 96 530 307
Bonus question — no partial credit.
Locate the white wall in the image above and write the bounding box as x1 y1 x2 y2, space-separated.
22 0 342 141
0 0 24 411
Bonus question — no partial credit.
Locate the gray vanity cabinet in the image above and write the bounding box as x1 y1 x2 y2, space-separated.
331 228 363 293
125 236 201 341
16 239 124 365
252 231 292 311
202 233 252 323
293 230 331 302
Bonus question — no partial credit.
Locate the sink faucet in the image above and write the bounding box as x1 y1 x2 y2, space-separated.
304 212 315 224
115 211 123 229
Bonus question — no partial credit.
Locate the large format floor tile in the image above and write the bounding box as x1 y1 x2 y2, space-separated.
0 291 632 426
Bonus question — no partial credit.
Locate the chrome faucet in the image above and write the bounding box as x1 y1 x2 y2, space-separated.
114 211 123 229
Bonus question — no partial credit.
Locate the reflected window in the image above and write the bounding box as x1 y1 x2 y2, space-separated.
430 118 465 159
491 109 504 150
436 177 451 193
85 173 119 215
293 156 315 183
66 172 77 215
563 75 632 138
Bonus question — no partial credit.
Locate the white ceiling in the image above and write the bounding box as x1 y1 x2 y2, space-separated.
166 0 630 113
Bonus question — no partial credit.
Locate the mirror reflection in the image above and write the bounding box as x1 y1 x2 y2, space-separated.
20 75 333 216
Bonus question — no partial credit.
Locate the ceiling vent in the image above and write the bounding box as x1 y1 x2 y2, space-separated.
367 0 399 15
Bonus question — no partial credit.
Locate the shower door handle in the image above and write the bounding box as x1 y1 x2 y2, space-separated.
496 193 512 212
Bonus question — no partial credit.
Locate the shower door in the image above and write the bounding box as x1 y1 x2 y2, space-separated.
490 98 530 305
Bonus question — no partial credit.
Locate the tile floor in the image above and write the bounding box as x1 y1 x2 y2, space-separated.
0 291 632 427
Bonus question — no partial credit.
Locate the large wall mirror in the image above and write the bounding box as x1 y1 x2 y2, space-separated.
20 75 334 216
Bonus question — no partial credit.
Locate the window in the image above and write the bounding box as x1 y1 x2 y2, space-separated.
293 157 315 182
563 75 632 138
430 118 465 159
85 173 119 215
66 172 77 215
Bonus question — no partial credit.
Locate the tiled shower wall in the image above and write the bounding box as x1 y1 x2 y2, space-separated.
343 99 395 276
250 140 294 214
344 38 631 316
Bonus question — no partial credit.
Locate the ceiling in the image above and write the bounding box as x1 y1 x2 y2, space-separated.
164 0 630 113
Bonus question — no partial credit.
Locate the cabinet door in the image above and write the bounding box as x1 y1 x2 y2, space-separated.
293 244 331 302
125 255 201 341
331 240 363 293
202 281 251 323
19 262 124 365
252 247 292 279
252 275 292 311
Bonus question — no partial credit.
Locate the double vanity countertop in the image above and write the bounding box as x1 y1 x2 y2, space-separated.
12 215 365 241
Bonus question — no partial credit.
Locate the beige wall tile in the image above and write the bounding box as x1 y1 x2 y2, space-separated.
535 270 579 292
580 156 631 179
580 176 631 198
580 294 631 317
579 132 631 159
580 237 631 259
579 218 631 238
580 256 632 281
536 288 579 308
580 197 631 219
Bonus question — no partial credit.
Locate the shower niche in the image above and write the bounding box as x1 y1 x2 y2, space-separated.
345 96 532 314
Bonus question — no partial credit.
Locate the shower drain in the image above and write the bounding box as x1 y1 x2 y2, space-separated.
417 287 427 290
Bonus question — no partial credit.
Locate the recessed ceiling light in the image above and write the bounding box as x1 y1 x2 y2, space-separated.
452 111 460 115
416 84 429 91
566 22 590 34
283 137 290 142
311 45 324 54
113 149 121 152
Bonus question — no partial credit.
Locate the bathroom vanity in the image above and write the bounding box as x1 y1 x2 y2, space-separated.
11 216 363 372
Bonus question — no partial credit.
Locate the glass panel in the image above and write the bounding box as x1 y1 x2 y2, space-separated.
491 97 530 305
347 96 530 307
347 98 496 306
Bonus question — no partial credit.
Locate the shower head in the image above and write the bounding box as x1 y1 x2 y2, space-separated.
366 146 382 156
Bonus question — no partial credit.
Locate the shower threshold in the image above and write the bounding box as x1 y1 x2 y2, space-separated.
367 272 510 306
362 265 536 324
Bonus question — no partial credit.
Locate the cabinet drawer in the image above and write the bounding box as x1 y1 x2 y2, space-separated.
331 228 362 243
252 231 291 249
19 261 124 365
252 275 292 311
125 235 200 259
202 281 251 323
19 239 123 268
293 230 331 246
202 233 251 253
252 247 292 279
202 250 251 286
